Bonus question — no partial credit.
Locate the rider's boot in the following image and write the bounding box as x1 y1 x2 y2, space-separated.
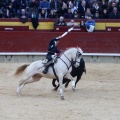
43 65 49 74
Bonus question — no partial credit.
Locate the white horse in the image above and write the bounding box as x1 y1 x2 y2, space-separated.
15 47 83 99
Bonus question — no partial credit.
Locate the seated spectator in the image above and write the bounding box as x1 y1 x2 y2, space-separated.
64 8 74 19
85 15 95 32
50 0 62 13
109 7 120 19
39 0 50 18
85 8 93 19
100 9 109 19
57 2 68 17
99 0 108 10
48 9 57 18
69 2 77 14
108 2 117 14
18 9 28 23
39 9 47 18
67 19 79 26
73 10 79 18
54 16 67 26
117 1 120 12
91 2 102 19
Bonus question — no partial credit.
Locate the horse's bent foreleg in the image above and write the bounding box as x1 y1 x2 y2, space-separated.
65 80 71 88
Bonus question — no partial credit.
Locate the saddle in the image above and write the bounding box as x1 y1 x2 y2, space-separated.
42 55 58 67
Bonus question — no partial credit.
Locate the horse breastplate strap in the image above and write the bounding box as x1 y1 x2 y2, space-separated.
59 58 71 70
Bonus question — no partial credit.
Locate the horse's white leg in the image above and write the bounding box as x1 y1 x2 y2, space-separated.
65 73 75 91
17 72 31 95
58 73 64 100
17 74 41 96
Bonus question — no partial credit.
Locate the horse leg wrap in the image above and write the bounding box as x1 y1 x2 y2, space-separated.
60 88 63 96
72 81 75 87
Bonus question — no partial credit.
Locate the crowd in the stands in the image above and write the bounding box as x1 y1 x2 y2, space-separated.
0 0 120 19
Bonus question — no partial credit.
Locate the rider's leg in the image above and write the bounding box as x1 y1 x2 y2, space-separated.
43 54 52 74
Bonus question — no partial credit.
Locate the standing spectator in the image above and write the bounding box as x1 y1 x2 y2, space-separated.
39 0 50 18
78 0 87 18
85 15 95 32
109 7 120 19
54 16 67 26
64 8 74 19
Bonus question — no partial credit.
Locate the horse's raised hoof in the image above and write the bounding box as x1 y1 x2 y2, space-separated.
16 87 21 96
65 84 68 88
61 96 64 100
53 88 57 91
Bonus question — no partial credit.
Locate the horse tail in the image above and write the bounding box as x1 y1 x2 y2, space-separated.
14 64 29 76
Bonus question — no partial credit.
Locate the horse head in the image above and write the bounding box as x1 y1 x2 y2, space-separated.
73 47 83 67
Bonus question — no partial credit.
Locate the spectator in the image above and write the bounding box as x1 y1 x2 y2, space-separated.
7 0 18 17
108 2 117 13
78 0 87 18
117 1 120 12
29 0 39 11
39 0 50 18
109 7 120 19
64 8 74 19
85 8 93 19
99 0 108 10
19 9 28 23
85 15 95 32
4 8 12 18
100 8 109 19
73 9 79 18
57 2 68 17
30 9 39 29
48 9 57 18
67 19 79 26
54 16 67 26
50 0 62 13
91 2 102 19
39 9 47 18
69 2 77 14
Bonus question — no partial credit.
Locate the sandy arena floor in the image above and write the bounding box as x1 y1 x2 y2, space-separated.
0 63 120 120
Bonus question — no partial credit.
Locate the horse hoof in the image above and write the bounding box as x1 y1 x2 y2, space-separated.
65 85 68 88
61 96 64 100
72 87 75 91
53 88 57 91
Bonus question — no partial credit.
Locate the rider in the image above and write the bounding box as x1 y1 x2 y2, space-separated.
43 35 63 74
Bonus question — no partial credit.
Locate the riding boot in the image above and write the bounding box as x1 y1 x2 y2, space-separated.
43 65 49 74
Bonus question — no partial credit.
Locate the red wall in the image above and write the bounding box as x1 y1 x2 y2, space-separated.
0 31 120 53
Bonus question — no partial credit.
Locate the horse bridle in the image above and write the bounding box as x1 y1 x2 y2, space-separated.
59 50 82 70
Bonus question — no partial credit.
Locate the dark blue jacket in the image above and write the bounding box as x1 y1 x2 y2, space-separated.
48 37 60 55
